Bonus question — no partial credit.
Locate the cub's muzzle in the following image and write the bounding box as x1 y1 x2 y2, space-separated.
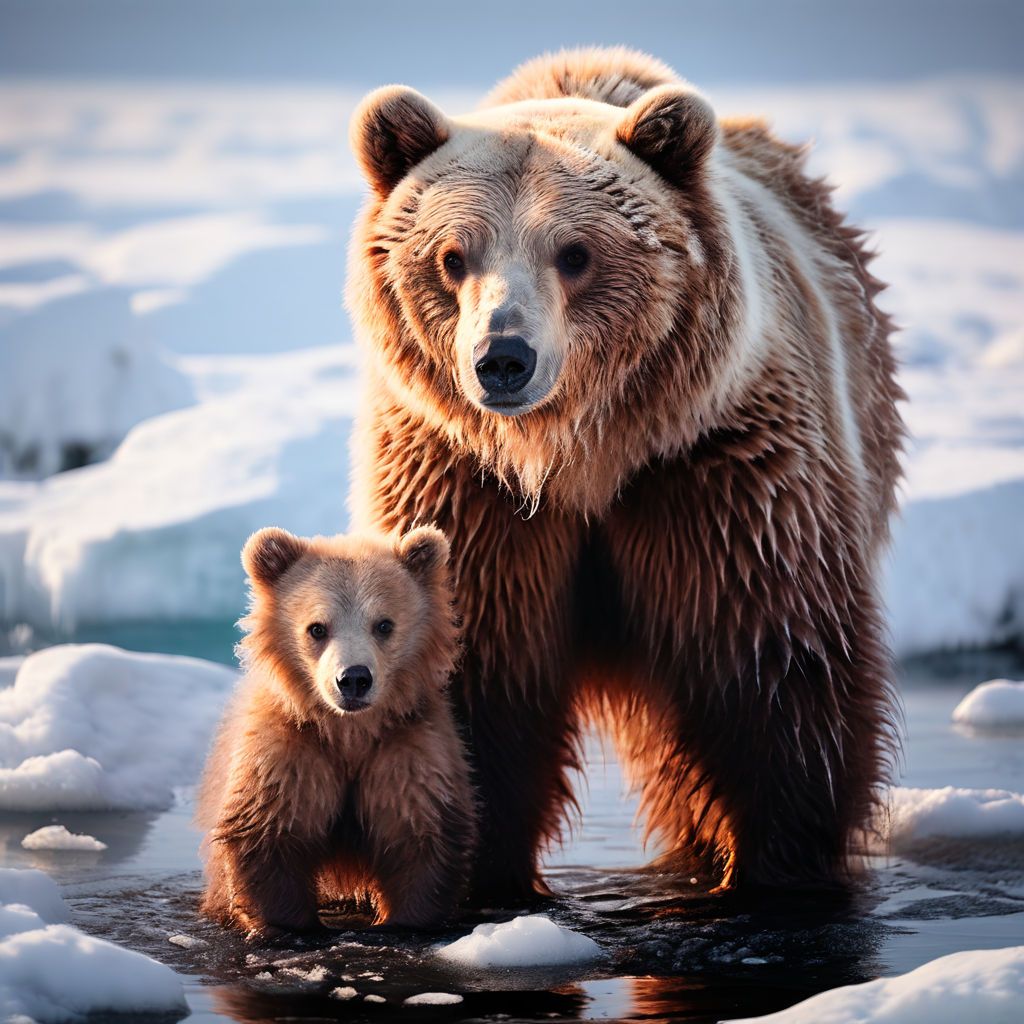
473 334 536 401
335 664 373 711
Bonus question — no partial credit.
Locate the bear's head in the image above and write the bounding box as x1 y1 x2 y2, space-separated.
239 525 458 722
348 75 749 512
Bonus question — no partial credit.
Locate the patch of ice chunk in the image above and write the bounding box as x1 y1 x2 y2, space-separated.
21 825 107 851
364 993 386 1003
330 986 357 1000
953 679 1024 729
168 933 208 949
0 869 68 925
0 867 185 1022
724 944 1024 1023
437 914 602 968
881 786 1024 849
404 991 464 1005
0 644 236 811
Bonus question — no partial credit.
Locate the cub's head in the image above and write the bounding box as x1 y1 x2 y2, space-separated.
240 526 457 721
348 74 740 509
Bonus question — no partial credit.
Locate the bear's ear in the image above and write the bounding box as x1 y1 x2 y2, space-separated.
242 528 308 587
616 84 719 186
350 85 451 196
397 525 450 581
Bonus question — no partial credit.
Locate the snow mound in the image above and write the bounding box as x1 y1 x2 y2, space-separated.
404 992 464 1005
0 870 68 925
0 867 185 1022
725 944 1024 1023
881 786 1024 850
437 915 602 968
0 293 194 479
0 346 356 627
0 643 236 810
21 825 107 851
953 679 1024 730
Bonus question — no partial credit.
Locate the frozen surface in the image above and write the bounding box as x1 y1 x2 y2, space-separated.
953 679 1024 729
0 868 185 1023
437 914 603 967
883 785 1024 848
727 944 1024 1024
21 824 107 851
0 643 236 810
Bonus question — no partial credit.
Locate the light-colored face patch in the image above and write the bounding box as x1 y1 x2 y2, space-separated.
276 553 427 717
385 116 684 418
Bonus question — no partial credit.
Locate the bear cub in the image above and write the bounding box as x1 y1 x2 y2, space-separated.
198 525 476 938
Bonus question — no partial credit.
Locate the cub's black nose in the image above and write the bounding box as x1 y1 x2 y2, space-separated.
337 664 373 699
474 334 536 396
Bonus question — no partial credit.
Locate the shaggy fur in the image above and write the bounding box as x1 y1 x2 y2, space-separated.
346 48 904 899
197 527 476 935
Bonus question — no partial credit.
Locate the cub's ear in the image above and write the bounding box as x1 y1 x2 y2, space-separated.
616 84 718 186
242 528 307 586
350 85 451 196
397 525 450 580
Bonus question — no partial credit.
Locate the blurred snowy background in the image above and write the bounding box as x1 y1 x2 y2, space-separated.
0 3 1023 1022
0 1 1022 658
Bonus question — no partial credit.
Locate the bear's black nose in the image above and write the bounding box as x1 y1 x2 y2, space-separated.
474 335 536 397
337 665 373 700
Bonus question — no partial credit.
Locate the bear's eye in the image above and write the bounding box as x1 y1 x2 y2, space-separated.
307 622 328 641
442 251 465 279
557 244 589 277
373 618 395 638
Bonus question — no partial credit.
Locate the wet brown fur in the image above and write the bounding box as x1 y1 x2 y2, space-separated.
346 49 904 898
197 528 476 935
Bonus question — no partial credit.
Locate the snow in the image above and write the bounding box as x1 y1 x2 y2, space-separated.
882 786 1024 850
0 78 1022 652
724 944 1024 1023
0 297 195 479
953 679 1024 729
21 825 107 851
0 870 68 925
0 867 185 1022
0 643 236 810
0 347 357 627
404 992 464 1005
437 915 602 968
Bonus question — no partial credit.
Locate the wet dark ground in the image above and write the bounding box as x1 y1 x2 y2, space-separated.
2 645 1023 1023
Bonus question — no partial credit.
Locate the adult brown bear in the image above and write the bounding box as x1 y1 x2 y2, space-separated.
346 47 903 900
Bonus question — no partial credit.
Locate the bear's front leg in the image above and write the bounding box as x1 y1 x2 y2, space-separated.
205 729 341 937
212 828 325 938
605 448 898 888
360 726 478 927
352 418 585 905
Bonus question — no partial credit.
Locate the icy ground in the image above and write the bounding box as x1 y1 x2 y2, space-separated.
0 76 1023 655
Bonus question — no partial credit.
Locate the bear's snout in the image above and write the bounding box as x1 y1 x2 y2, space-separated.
336 664 373 711
473 334 536 402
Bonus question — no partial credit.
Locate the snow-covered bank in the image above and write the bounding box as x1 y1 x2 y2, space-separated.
437 915 602 968
953 680 1024 729
0 644 235 810
881 786 1024 851
0 867 186 1022
0 346 357 627
725 945 1024 1023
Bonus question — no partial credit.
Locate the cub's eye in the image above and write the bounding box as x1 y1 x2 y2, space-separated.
442 251 465 278
557 244 589 276
373 618 395 638
307 623 328 641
